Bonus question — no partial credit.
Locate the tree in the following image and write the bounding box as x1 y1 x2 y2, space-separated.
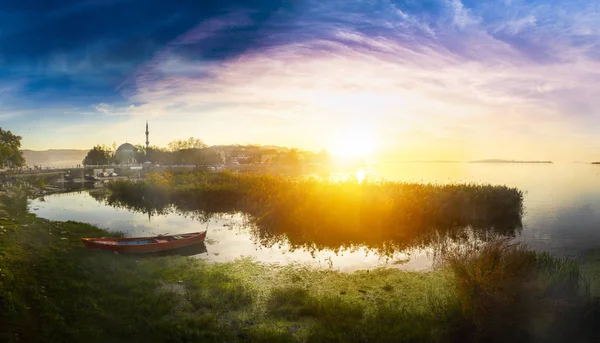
145 145 173 164
283 148 301 165
167 137 207 152
134 144 147 163
82 145 113 166
0 128 25 167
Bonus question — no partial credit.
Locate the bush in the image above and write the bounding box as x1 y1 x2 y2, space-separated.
445 239 591 342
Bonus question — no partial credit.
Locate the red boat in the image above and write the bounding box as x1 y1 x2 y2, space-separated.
81 231 207 253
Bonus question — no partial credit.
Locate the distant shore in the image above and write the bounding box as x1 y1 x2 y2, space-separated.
469 159 553 164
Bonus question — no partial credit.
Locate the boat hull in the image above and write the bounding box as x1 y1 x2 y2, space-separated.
81 231 207 253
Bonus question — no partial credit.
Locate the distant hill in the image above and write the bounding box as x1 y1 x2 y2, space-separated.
21 149 88 167
389 160 462 163
592 162 600 165
470 159 553 164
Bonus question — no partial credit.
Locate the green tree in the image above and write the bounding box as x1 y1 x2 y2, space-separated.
134 144 147 162
82 145 113 166
0 128 25 167
154 146 172 164
167 137 207 152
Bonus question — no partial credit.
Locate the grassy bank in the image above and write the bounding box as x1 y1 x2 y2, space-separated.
1 188 599 342
106 171 524 254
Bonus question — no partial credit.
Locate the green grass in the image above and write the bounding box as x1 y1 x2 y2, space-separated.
1 186 599 342
445 239 595 342
105 171 524 254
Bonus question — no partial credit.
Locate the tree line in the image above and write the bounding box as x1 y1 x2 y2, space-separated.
82 137 222 166
82 138 333 167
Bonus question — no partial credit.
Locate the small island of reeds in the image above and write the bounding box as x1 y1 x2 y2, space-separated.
105 171 524 253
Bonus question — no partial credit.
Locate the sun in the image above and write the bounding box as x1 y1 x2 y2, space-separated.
328 127 376 159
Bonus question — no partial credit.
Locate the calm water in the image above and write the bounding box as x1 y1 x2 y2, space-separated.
28 163 600 270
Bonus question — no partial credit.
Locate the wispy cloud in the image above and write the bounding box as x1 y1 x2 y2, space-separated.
109 0 600 160
493 15 537 35
5 0 600 160
92 103 137 116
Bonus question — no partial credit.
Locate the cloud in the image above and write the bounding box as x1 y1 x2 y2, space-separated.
107 0 600 160
493 15 536 35
92 103 138 116
447 0 480 29
5 0 600 160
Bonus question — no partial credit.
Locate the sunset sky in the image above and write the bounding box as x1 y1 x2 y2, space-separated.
2 0 600 161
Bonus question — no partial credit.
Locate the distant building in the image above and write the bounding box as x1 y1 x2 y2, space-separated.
114 122 149 164
115 143 137 164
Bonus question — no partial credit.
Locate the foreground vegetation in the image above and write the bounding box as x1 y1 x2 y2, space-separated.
106 171 524 254
2 187 600 342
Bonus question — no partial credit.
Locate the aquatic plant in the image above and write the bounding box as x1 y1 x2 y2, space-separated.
106 171 524 254
445 239 591 342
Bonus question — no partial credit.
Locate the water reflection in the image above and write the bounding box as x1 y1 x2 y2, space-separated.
27 163 600 268
88 187 522 257
148 242 208 257
29 190 515 271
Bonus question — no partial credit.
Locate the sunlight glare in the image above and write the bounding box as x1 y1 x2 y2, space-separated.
328 126 376 159
356 168 367 183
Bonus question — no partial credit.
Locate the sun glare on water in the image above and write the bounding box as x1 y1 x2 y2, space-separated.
328 127 377 160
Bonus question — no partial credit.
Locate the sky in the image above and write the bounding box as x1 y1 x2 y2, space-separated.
2 0 600 161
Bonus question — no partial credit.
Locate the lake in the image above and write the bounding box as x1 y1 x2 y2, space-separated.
28 163 600 270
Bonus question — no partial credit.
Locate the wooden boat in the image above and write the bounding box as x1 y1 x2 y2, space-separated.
81 231 207 253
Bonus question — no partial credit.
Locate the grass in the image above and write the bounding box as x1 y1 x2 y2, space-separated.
2 184 600 342
445 239 596 342
105 171 524 254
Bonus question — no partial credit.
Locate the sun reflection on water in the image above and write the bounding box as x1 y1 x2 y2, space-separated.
356 168 367 183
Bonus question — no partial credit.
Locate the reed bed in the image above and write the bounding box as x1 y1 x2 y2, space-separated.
106 171 523 253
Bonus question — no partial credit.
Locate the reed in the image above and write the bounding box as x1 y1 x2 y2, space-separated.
106 171 524 253
444 239 592 342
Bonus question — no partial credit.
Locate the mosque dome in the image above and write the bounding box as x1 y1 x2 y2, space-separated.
116 143 137 153
115 143 138 164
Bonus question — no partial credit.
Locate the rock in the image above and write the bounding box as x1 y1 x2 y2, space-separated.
60 238 68 240
60 231 67 235
177 280 183 284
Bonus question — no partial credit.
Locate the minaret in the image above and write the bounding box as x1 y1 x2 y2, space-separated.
145 121 149 150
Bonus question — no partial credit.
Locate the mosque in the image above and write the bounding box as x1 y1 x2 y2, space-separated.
114 121 149 164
